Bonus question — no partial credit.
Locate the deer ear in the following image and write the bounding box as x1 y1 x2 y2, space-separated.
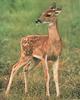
55 8 62 15
50 2 56 10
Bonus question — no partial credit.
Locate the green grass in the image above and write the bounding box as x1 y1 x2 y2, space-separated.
0 0 80 100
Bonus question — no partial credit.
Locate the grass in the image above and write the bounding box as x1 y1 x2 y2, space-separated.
0 0 80 100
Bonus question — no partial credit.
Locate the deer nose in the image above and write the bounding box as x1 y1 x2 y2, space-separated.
35 19 42 23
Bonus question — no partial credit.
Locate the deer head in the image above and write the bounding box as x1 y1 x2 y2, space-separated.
36 3 62 24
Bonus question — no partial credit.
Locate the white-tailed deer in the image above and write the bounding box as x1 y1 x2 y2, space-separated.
5 4 62 97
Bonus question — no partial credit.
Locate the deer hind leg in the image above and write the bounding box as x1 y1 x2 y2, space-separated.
23 56 41 95
42 55 50 96
23 57 32 94
23 67 28 94
53 56 60 97
5 56 27 95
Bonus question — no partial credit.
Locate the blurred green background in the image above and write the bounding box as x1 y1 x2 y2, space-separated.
0 0 80 100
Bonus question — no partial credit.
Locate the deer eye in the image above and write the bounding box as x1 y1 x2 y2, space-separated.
46 14 51 17
46 13 52 17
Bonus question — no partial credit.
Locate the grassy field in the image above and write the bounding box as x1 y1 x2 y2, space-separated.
0 0 80 100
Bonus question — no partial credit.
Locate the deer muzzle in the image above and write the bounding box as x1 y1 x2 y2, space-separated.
35 19 42 23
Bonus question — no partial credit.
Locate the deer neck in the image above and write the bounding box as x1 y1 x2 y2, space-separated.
48 21 60 42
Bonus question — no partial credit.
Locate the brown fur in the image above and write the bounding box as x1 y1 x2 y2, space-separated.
5 6 62 97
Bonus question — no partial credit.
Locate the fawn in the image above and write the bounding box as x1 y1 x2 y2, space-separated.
6 4 62 97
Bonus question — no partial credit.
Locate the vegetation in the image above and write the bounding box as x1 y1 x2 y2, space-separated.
0 0 80 100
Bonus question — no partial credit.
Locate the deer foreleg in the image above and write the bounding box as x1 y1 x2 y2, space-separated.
42 55 50 96
53 56 60 97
